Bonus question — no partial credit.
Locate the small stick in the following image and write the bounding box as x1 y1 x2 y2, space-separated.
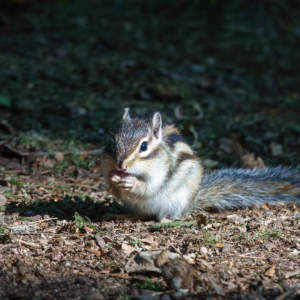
14 238 41 249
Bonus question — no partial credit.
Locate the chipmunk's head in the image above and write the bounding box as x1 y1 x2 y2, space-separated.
114 108 163 172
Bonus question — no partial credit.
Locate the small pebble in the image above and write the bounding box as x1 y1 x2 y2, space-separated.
200 246 208 255
54 151 64 161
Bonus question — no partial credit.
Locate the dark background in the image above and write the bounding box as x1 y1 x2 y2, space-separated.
1 0 300 168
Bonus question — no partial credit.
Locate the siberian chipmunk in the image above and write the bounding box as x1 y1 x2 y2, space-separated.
101 109 300 221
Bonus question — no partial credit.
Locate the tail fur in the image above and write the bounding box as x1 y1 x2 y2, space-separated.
196 166 300 211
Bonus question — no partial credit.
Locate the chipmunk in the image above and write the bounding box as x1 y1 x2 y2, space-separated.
101 109 300 221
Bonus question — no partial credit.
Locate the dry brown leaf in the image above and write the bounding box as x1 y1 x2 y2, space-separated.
69 235 81 240
196 213 208 226
283 268 300 279
214 243 225 248
262 242 275 251
222 244 231 252
264 264 276 277
125 251 193 274
0 194 7 205
85 240 96 248
219 137 243 156
241 153 265 169
102 236 113 243
84 226 94 233
196 257 214 272
105 223 114 231
140 236 161 247
53 195 63 201
85 248 102 256
0 180 11 187
95 235 106 248
51 248 63 261
161 257 195 291
121 243 137 256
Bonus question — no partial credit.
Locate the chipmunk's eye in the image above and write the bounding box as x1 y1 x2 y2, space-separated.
140 141 148 152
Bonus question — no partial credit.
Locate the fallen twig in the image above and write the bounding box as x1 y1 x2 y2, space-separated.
14 238 41 249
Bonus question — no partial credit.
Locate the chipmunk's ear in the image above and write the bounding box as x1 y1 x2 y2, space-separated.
151 112 162 140
122 108 131 121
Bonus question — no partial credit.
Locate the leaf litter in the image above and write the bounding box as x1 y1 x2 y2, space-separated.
0 151 300 299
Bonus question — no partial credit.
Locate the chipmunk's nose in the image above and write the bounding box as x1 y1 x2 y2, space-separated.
118 160 127 171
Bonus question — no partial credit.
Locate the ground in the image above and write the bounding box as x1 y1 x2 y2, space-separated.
0 0 300 299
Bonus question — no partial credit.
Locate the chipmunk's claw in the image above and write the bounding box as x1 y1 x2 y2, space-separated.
109 170 137 190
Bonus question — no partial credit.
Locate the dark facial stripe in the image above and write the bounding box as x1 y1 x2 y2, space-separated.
166 132 183 149
140 149 160 160
176 152 195 167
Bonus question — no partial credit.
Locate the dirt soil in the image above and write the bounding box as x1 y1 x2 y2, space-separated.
0 154 300 300
1 0 300 299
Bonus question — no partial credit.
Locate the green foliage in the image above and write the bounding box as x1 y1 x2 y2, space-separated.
73 212 85 229
202 230 221 246
0 95 11 108
0 0 300 167
3 191 11 198
8 134 52 153
257 228 282 241
232 233 247 241
70 154 90 168
54 161 69 176
0 227 12 244
147 220 196 229
8 176 23 187
0 205 7 212
108 290 130 300
136 279 163 291
84 216 98 233
18 217 35 222
128 240 145 246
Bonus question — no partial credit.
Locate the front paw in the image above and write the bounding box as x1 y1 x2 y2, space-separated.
109 170 137 190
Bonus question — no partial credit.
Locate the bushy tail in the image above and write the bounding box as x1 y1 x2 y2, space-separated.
196 166 300 211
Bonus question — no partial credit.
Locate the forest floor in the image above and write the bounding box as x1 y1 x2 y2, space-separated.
0 0 300 299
